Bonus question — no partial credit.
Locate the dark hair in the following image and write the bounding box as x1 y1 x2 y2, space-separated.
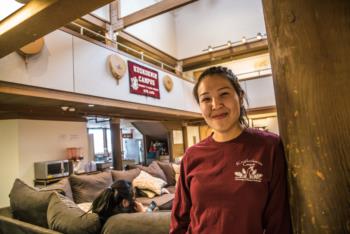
91 180 135 223
193 66 248 127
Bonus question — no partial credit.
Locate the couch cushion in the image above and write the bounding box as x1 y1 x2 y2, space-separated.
136 193 175 210
157 161 176 186
9 179 54 228
132 171 166 195
40 177 73 201
102 212 171 234
47 193 101 234
111 168 140 182
0 215 62 234
136 161 167 182
69 172 113 203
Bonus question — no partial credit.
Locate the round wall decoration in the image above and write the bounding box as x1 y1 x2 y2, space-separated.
18 37 45 56
163 75 174 92
108 54 126 84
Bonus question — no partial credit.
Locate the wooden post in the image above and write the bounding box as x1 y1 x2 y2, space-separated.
110 118 123 170
262 0 350 233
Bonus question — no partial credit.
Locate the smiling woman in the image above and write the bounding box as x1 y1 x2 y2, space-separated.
170 66 293 234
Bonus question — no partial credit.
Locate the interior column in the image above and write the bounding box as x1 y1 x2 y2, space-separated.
110 118 123 170
262 0 350 233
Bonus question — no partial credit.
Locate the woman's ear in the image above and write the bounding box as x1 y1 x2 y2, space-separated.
121 199 130 208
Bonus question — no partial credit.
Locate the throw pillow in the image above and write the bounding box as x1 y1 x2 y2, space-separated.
9 179 54 228
111 168 141 182
172 163 181 184
69 171 113 203
136 188 157 198
47 193 101 234
132 171 166 195
136 161 167 182
157 161 176 186
40 177 73 201
77 202 93 213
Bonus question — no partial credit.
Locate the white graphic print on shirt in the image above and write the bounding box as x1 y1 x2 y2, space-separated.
234 159 263 182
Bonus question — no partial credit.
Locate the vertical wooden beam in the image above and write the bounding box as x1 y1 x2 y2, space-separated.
110 118 123 170
262 0 350 233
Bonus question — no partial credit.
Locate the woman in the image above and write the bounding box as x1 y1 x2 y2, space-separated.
91 180 146 224
170 66 292 234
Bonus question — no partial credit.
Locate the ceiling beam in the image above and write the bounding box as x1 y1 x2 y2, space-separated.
0 0 114 58
113 0 198 31
0 81 201 120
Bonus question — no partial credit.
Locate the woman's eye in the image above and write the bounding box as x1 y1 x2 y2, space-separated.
220 92 229 97
200 97 210 103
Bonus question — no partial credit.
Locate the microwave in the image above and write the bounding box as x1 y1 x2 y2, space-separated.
34 160 72 179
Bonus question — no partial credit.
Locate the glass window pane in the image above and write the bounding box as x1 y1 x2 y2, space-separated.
88 129 104 154
106 129 112 153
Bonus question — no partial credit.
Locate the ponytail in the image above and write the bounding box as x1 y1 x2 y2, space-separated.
91 187 116 221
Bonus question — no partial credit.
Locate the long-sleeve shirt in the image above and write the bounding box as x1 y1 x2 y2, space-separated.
170 128 292 234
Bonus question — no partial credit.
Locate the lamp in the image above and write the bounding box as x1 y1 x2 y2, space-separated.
256 32 263 40
61 106 69 111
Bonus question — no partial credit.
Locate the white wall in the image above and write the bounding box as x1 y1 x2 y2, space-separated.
120 0 177 56
17 120 89 185
0 30 199 114
119 0 266 59
0 120 19 207
0 30 74 91
174 0 266 58
125 13 177 56
73 36 198 113
0 119 89 207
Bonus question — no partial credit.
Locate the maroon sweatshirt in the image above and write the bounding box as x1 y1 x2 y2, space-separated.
170 128 292 234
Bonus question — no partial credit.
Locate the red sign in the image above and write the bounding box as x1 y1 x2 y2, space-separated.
128 61 160 99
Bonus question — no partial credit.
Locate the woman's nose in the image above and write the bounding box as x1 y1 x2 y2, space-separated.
211 97 223 109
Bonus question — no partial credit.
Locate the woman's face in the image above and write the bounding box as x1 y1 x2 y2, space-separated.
197 75 242 138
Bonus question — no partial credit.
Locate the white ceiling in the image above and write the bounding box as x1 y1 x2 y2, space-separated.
120 0 266 59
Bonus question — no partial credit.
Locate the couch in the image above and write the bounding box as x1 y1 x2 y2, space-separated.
0 161 180 234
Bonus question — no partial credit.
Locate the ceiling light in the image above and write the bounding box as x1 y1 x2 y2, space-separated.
61 106 69 111
88 104 95 107
227 41 232 47
208 46 213 52
241 36 247 43
68 107 76 112
256 32 262 40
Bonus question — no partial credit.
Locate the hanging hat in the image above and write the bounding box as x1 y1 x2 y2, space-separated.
108 54 126 84
163 75 173 92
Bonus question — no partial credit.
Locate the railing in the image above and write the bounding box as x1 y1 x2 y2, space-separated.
236 68 272 81
70 22 176 72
